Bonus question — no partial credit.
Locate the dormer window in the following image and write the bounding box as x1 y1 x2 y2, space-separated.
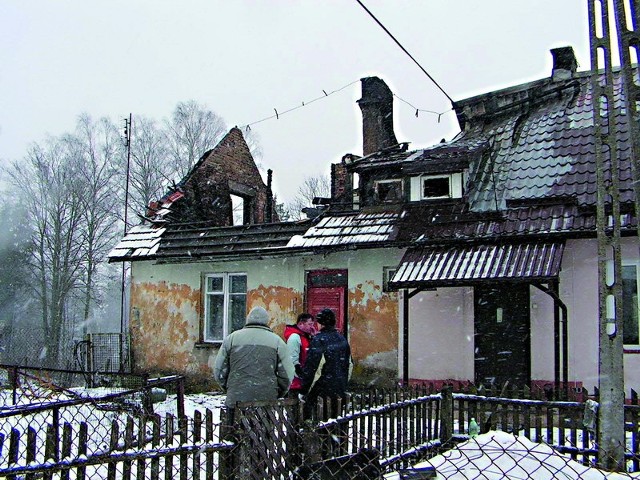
410 173 463 201
374 179 403 203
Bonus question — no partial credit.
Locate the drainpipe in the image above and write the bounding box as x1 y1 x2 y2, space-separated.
532 282 568 399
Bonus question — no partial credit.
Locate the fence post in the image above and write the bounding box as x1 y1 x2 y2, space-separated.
440 386 454 446
177 376 185 419
218 408 235 480
11 366 18 406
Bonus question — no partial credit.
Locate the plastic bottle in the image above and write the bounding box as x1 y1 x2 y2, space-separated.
468 417 480 438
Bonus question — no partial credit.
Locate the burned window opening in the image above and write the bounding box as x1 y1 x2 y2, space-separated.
423 177 450 198
374 179 403 203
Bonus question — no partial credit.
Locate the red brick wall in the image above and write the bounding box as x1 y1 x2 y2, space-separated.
171 127 276 225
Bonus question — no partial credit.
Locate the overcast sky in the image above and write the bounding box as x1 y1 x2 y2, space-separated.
1 1 591 203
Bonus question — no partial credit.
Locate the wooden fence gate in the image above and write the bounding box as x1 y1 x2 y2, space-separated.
230 398 303 479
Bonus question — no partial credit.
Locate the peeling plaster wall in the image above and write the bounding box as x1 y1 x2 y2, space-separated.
127 237 640 394
299 249 404 378
128 248 404 387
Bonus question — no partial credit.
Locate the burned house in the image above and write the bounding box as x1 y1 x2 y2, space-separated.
111 47 640 395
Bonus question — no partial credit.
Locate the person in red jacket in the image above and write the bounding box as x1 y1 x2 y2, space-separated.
284 313 316 396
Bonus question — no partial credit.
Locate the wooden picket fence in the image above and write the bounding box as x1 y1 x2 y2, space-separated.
0 410 233 480
1 385 640 479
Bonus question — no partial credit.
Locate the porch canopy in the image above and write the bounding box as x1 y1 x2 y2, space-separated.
390 240 565 288
390 239 567 388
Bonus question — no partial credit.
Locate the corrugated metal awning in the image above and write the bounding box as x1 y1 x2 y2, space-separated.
390 241 565 288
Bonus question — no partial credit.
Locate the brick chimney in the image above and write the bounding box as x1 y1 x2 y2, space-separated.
550 47 577 81
358 77 398 156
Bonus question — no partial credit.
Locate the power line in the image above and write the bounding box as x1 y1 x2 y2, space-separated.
239 80 359 130
239 80 452 132
393 93 452 122
355 0 454 104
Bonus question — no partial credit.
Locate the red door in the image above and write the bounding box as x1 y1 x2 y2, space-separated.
307 287 345 333
306 270 348 335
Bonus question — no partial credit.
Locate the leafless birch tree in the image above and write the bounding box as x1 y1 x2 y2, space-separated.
128 116 171 218
7 138 86 366
165 100 227 179
285 175 331 220
68 115 123 335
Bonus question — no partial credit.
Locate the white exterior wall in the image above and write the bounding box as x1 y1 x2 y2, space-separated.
405 287 475 381
560 238 640 394
404 237 640 395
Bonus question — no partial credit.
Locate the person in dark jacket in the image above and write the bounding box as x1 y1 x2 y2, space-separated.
283 312 316 396
214 306 294 408
300 308 351 419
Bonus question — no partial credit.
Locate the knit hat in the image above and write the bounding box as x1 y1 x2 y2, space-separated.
246 306 270 326
316 308 336 327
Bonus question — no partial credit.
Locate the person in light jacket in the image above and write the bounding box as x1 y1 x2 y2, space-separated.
214 306 294 408
283 312 316 396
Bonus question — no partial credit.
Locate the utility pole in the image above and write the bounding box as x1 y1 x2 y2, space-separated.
119 113 132 372
588 0 639 470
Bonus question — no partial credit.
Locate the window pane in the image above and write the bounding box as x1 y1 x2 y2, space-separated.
623 265 639 345
423 177 450 198
207 276 223 292
230 274 247 293
229 294 247 333
206 294 224 341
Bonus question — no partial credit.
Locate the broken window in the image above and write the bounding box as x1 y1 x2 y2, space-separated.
231 194 245 226
203 273 247 342
410 172 464 201
622 265 640 346
374 179 403 203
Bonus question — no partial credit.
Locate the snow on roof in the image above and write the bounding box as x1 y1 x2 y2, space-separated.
286 212 399 248
385 431 638 479
108 224 164 260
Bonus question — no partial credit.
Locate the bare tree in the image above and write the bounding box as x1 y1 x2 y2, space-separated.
7 139 86 366
164 100 227 179
128 116 171 218
286 175 331 220
68 115 123 335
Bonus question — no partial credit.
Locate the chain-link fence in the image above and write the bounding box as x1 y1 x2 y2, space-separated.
0 383 639 479
0 364 150 407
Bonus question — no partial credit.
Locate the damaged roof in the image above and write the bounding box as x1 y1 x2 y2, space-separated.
110 56 638 266
286 211 400 248
350 68 635 216
109 220 311 263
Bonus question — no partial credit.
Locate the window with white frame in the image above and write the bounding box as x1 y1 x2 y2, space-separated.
374 179 403 203
410 173 463 201
204 273 247 342
622 265 640 347
383 266 397 293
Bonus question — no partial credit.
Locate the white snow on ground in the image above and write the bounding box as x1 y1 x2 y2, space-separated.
385 431 640 479
153 392 225 417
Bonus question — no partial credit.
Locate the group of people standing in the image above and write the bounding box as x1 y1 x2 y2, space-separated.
213 306 351 418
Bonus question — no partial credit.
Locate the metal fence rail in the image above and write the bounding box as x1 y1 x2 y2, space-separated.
1 385 640 479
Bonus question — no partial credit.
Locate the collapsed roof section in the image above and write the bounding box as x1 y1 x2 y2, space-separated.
110 46 639 266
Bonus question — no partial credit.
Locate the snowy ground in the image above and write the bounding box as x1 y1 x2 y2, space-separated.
4 389 640 479
153 392 225 417
385 431 640 479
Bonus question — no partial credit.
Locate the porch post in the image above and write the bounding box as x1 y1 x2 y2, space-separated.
403 289 410 385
